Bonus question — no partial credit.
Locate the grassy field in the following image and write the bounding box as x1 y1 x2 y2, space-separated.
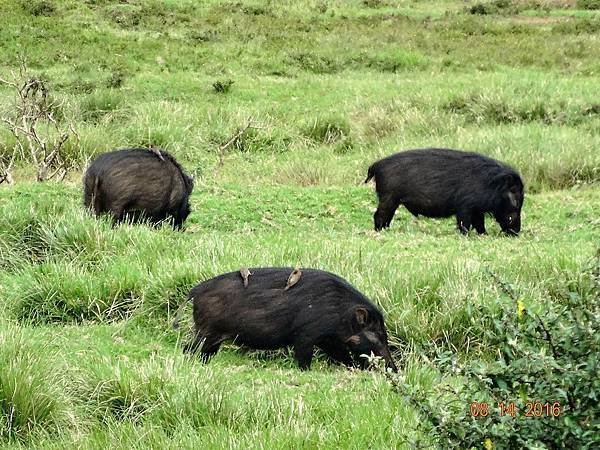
1 0 599 448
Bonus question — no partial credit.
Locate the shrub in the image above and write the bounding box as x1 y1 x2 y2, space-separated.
0 64 79 182
387 256 600 449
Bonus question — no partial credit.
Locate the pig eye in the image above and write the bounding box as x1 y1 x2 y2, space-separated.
508 216 513 224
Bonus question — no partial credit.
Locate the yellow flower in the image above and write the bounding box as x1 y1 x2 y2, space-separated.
484 438 493 450
517 299 526 318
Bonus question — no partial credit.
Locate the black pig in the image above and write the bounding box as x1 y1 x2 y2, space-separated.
365 148 524 235
83 148 194 229
181 268 397 371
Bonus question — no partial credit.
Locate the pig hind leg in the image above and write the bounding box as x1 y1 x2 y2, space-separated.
374 195 400 231
199 336 224 363
183 332 204 354
171 202 189 230
110 207 125 225
184 333 224 362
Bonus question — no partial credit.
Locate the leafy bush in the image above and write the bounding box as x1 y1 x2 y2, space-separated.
388 257 600 449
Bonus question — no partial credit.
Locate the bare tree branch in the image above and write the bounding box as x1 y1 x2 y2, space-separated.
217 117 267 167
0 61 78 182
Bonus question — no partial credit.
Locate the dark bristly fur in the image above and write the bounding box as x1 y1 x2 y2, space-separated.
83 148 194 229
182 268 397 372
366 148 524 235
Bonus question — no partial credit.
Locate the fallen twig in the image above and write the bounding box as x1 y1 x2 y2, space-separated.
217 117 267 167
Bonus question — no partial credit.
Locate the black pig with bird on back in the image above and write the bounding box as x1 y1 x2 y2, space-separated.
365 148 524 235
178 268 397 372
83 148 194 229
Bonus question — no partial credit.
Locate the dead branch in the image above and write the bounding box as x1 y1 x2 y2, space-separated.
0 143 17 184
217 117 267 167
0 60 78 182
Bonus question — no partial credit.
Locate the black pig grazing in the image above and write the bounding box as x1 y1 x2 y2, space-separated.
365 148 524 235
182 268 397 371
83 148 194 229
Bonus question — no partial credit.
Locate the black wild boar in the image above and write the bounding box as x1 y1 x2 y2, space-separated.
181 268 397 371
83 148 194 229
365 148 524 235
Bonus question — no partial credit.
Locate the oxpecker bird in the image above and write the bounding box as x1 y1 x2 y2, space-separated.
240 267 252 288
284 266 302 291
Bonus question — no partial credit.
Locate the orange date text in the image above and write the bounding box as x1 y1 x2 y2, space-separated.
469 401 561 418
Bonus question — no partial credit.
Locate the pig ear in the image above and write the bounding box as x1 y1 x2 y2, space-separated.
354 308 369 326
495 173 516 188
507 191 519 208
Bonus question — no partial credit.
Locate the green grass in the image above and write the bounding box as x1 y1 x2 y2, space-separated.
1 0 599 448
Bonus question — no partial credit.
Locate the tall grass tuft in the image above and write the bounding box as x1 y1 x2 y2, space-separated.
0 325 70 442
79 90 126 124
302 115 351 145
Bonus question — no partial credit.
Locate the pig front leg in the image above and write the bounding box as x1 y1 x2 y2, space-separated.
293 341 314 370
318 339 353 367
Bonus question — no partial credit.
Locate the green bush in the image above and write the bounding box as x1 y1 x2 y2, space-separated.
388 257 600 449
